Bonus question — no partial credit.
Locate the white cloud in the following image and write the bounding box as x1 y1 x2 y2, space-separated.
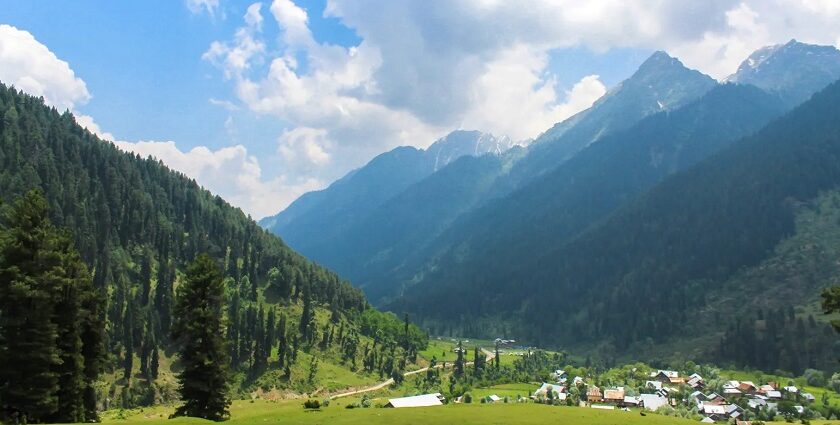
460 45 606 140
114 140 313 218
0 22 298 218
74 114 115 141
200 0 840 216
0 24 90 110
670 1 840 79
186 0 223 19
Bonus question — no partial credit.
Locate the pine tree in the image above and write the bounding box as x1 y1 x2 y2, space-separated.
455 340 465 378
150 344 160 380
299 283 313 342
0 191 103 423
171 254 230 421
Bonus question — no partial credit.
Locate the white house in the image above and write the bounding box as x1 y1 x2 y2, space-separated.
385 393 445 408
639 394 668 412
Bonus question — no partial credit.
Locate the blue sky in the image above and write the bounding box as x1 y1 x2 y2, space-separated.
1 1 839 217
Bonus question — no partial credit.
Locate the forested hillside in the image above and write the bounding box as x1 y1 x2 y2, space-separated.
370 83 787 304
392 79 840 371
0 83 426 410
262 51 718 296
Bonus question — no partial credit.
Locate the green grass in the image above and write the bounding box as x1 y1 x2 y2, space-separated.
98 399 701 425
470 383 539 399
418 339 459 363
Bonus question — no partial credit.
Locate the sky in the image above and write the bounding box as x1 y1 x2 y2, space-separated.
1 1 840 219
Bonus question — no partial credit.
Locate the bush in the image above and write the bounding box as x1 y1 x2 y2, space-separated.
303 399 321 409
803 369 826 387
463 392 473 404
322 398 331 407
361 394 372 408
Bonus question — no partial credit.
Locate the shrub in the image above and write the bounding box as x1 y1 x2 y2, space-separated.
303 399 321 409
463 392 473 404
804 369 826 387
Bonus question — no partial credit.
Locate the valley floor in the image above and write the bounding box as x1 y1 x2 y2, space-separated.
100 399 702 425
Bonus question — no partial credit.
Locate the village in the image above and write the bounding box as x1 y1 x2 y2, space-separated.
381 360 823 423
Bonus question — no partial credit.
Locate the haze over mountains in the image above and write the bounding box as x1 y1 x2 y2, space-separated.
260 40 840 362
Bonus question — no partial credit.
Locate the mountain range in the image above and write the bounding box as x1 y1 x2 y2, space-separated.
261 40 840 366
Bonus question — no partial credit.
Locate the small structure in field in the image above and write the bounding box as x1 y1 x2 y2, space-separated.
385 393 445 408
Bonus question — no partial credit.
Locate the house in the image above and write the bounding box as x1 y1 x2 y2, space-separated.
802 392 816 402
687 373 705 389
722 382 742 396
572 376 584 386
652 370 684 385
706 393 726 405
689 391 706 404
533 383 565 399
603 387 625 404
700 417 715 423
645 380 663 390
727 404 744 419
747 398 767 409
587 386 603 403
758 384 775 394
485 394 501 403
701 404 728 422
783 386 799 394
385 393 445 408
737 381 758 394
551 369 568 384
765 390 782 400
622 396 640 407
639 394 668 412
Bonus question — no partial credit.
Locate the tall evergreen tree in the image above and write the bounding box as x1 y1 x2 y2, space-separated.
0 191 103 423
171 254 230 421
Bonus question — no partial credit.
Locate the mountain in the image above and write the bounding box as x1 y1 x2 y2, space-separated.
261 51 718 293
728 39 840 107
391 78 840 368
325 153 514 297
0 82 427 408
367 83 787 304
259 130 513 265
504 51 717 189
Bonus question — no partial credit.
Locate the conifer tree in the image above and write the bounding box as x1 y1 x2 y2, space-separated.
455 340 465 378
171 254 230 421
0 191 103 423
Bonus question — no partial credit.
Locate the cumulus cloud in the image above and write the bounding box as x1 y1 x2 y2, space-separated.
459 46 607 140
114 140 315 218
205 0 616 194
0 22 296 218
0 24 90 110
74 114 116 141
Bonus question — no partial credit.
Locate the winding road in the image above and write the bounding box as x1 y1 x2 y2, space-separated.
329 347 496 400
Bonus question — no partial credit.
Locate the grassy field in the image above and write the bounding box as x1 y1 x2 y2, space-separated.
99 399 704 425
470 383 539 399
418 338 459 363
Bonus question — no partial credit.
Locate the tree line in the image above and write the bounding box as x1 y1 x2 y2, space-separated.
0 82 429 420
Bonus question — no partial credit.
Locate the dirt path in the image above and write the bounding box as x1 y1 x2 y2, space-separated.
329 349 495 400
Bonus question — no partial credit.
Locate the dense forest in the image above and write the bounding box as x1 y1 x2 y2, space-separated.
0 82 427 415
373 83 787 304
393 79 840 372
